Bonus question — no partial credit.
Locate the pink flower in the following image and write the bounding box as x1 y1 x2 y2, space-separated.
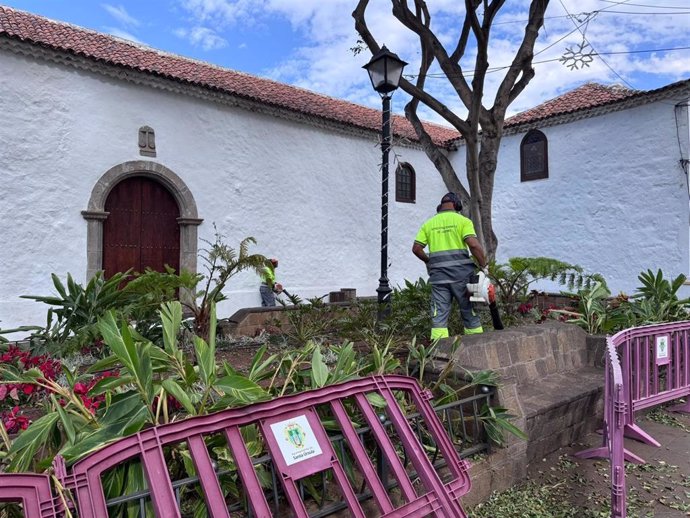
73 382 89 395
2 406 30 433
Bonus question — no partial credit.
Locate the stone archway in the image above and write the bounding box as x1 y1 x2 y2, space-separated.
82 160 202 280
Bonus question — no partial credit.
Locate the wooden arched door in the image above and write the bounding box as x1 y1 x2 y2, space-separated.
103 176 180 277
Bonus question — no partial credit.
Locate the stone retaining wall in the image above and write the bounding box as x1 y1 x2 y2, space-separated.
434 321 605 506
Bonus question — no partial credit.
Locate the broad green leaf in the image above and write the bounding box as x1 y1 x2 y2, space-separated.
99 312 134 373
135 340 154 404
194 336 214 386
124 462 151 518
52 395 76 445
99 391 146 425
102 465 125 502
8 412 59 472
159 301 182 355
310 346 328 388
87 354 120 374
215 375 269 405
366 392 388 409
61 406 149 462
162 379 196 415
61 364 76 387
89 375 132 395
119 406 150 436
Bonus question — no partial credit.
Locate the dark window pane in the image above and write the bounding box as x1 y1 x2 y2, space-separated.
396 163 416 203
520 130 548 182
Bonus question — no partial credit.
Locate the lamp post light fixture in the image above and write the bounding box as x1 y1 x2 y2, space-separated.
363 45 407 322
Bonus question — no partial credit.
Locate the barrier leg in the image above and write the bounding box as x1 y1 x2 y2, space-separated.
668 398 690 414
623 423 661 447
574 446 608 460
575 446 646 464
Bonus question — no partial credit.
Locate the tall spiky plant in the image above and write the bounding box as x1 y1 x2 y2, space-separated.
186 227 268 340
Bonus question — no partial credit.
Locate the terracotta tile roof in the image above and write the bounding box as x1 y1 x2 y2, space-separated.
505 83 640 127
2 6 687 147
0 5 460 146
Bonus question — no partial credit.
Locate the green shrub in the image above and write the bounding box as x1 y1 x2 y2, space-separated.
556 269 690 334
489 257 604 319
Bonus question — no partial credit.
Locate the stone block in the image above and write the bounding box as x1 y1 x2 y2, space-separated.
441 321 604 505
586 334 607 368
535 358 549 377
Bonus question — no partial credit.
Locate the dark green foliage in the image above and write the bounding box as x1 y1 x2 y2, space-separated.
629 269 690 324
186 231 268 340
557 269 690 334
387 278 463 338
489 257 604 318
1 229 266 355
279 297 345 346
19 272 131 355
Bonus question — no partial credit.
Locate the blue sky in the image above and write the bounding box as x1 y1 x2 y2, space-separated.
3 0 689 123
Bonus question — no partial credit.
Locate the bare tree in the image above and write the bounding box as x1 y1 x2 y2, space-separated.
353 0 549 259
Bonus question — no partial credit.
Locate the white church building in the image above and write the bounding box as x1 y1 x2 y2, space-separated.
1 5 689 330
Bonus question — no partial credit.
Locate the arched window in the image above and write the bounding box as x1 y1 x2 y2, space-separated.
520 129 548 182
395 162 416 203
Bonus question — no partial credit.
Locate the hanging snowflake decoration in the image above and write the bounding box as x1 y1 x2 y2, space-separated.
559 41 595 70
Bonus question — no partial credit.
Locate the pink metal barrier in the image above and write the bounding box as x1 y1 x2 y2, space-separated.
614 321 690 446
577 321 690 518
0 473 61 518
576 338 642 518
0 375 472 517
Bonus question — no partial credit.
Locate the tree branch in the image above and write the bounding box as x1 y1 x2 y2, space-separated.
493 0 548 116
405 101 469 201
391 0 475 110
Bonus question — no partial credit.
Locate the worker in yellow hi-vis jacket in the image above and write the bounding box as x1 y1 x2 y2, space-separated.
259 258 283 307
412 193 488 340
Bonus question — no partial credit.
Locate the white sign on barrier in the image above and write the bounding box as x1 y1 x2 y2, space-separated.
655 335 670 365
270 414 323 466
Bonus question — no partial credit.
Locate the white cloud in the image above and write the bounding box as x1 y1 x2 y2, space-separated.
174 0 690 117
102 4 141 28
179 0 262 26
175 26 228 51
105 27 144 44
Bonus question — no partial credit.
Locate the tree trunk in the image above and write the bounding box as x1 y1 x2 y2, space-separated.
478 128 502 260
353 0 549 261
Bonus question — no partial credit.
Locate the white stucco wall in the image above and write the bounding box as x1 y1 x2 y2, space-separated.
4 45 686 334
478 98 690 294
0 48 448 332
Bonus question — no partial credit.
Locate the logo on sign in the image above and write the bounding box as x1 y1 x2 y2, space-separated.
285 423 306 448
270 414 323 466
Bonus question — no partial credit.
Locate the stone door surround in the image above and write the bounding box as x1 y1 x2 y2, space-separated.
82 160 202 280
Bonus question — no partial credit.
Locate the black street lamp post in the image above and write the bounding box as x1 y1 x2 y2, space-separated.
363 46 407 322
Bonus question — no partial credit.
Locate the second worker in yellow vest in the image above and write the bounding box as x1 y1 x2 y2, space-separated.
412 192 488 339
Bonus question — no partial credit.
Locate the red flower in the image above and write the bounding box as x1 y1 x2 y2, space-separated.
1 406 30 433
518 303 533 315
73 382 89 395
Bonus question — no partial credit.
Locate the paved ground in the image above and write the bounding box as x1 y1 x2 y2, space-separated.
525 406 690 517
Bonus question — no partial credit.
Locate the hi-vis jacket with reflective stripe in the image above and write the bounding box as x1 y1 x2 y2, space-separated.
260 266 276 287
414 210 477 284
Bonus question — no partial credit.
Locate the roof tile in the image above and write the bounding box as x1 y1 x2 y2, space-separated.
1 7 686 147
0 5 460 146
505 83 638 127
